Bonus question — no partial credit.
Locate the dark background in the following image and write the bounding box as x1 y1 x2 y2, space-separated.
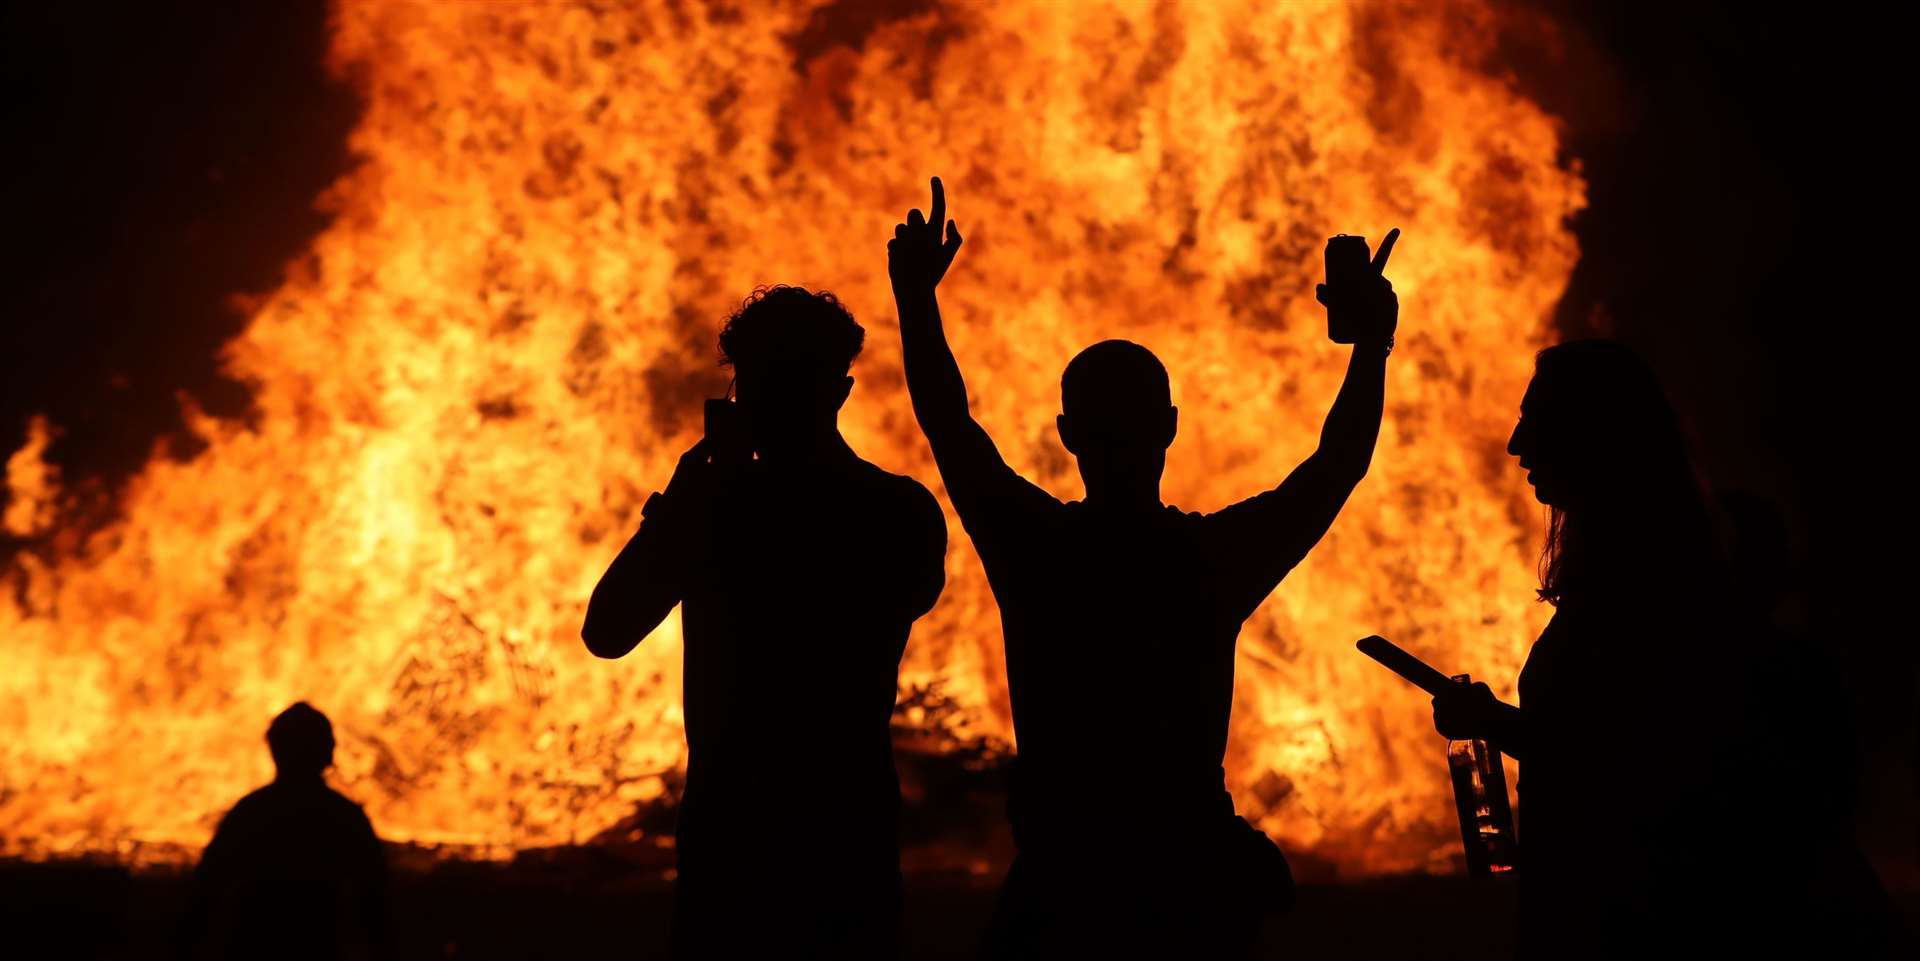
2 0 1909 911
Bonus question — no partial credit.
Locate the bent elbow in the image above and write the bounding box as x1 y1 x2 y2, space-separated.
1332 444 1378 484
1311 449 1371 489
580 616 635 660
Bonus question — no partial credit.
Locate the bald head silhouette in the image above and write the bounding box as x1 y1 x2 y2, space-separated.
1057 340 1177 505
266 701 335 781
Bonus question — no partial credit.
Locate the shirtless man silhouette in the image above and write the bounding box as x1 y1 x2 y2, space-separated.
886 177 1399 958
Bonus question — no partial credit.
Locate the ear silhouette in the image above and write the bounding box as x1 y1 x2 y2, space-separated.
1056 413 1080 457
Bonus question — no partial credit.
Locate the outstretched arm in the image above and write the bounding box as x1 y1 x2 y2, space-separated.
889 177 1050 519
581 439 712 658
1211 230 1401 609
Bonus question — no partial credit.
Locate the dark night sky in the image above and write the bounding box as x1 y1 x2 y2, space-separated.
1 0 1909 884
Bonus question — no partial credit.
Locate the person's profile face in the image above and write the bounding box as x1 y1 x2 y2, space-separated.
1509 379 1564 509
1512 368 1620 510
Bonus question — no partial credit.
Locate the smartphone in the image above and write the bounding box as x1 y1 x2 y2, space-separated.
1324 234 1372 344
703 398 751 466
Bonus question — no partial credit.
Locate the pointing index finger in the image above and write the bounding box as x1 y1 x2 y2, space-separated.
1372 227 1401 273
930 177 947 231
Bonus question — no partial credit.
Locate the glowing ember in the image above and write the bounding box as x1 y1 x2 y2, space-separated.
1 0 1580 874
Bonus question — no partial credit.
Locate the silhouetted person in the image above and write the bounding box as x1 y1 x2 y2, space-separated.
582 286 946 960
886 178 1400 958
175 702 391 961
1431 341 1903 959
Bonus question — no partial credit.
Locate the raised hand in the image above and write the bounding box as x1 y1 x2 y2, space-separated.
888 176 964 298
1316 228 1401 349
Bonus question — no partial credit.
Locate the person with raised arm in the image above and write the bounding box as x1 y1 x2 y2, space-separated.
887 177 1400 958
582 286 947 960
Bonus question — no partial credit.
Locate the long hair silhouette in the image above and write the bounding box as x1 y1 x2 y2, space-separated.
1518 340 1720 605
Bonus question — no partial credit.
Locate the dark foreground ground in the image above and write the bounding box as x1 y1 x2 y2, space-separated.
3 858 1518 960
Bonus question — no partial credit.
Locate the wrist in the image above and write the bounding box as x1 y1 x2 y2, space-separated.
1354 335 1394 358
891 281 937 303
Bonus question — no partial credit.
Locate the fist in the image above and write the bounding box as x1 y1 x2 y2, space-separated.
1314 227 1400 348
1316 276 1398 347
1431 680 1497 741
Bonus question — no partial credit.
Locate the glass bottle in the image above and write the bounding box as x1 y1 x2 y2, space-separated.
1445 673 1517 876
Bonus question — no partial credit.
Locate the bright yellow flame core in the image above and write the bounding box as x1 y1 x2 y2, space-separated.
1 0 1580 875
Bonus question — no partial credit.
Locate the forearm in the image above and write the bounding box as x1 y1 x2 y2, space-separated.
1314 343 1389 480
581 506 689 658
895 287 976 433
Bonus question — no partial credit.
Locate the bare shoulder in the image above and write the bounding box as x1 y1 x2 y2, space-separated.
852 460 947 545
1166 502 1206 522
852 459 937 508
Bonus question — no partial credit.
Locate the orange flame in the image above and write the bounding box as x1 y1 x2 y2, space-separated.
1 0 1580 875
